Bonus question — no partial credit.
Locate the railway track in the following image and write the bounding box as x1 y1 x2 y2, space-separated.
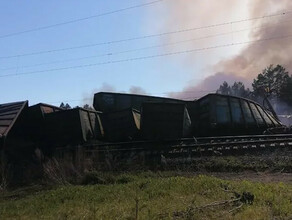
84 134 292 158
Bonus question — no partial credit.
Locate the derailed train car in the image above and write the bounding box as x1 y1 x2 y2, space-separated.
93 92 184 112
0 101 29 152
19 103 63 144
0 92 287 185
0 102 104 155
0 103 105 184
0 101 41 185
101 108 140 141
93 92 283 140
141 102 191 140
193 94 282 137
0 93 284 148
45 107 104 147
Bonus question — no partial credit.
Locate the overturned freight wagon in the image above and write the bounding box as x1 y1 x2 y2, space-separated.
141 102 192 140
193 94 282 136
101 108 140 141
93 92 185 112
0 101 29 151
18 103 63 145
0 101 41 185
44 107 104 147
93 92 283 138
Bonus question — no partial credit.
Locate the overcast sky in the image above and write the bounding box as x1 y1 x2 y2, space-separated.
0 0 291 106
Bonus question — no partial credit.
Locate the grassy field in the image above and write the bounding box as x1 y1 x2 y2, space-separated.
0 172 292 219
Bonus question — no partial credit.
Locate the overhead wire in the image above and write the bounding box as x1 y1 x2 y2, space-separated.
0 9 291 60
1 32 292 78
0 0 164 39
2 16 292 71
2 5 290 105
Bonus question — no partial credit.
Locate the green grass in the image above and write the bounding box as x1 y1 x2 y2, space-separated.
0 173 292 219
166 154 292 173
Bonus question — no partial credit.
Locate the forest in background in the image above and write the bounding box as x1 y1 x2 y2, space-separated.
217 65 292 116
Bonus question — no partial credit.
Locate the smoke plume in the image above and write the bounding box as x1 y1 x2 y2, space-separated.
215 0 292 78
82 83 148 106
129 86 148 95
158 0 292 99
169 72 250 100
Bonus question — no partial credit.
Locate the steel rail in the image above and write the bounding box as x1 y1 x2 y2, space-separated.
84 134 292 149
84 136 292 154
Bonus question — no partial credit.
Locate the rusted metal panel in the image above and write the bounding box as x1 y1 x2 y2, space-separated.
30 103 63 114
141 103 192 140
27 103 63 123
93 92 184 112
101 108 140 141
0 101 28 140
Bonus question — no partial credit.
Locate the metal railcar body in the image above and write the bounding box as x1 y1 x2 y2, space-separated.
20 103 63 143
0 94 285 153
93 92 283 139
0 101 29 151
101 108 140 141
141 102 192 140
45 107 104 147
0 93 289 185
193 94 282 137
93 92 185 112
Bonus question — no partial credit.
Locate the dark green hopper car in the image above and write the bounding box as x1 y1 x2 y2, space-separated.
141 102 191 140
193 94 282 137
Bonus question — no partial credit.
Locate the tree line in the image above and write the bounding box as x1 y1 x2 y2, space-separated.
216 65 292 114
59 102 94 110
59 64 292 114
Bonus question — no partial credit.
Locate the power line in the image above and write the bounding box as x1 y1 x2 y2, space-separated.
1 32 292 78
0 0 164 39
0 10 291 59
2 17 292 71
